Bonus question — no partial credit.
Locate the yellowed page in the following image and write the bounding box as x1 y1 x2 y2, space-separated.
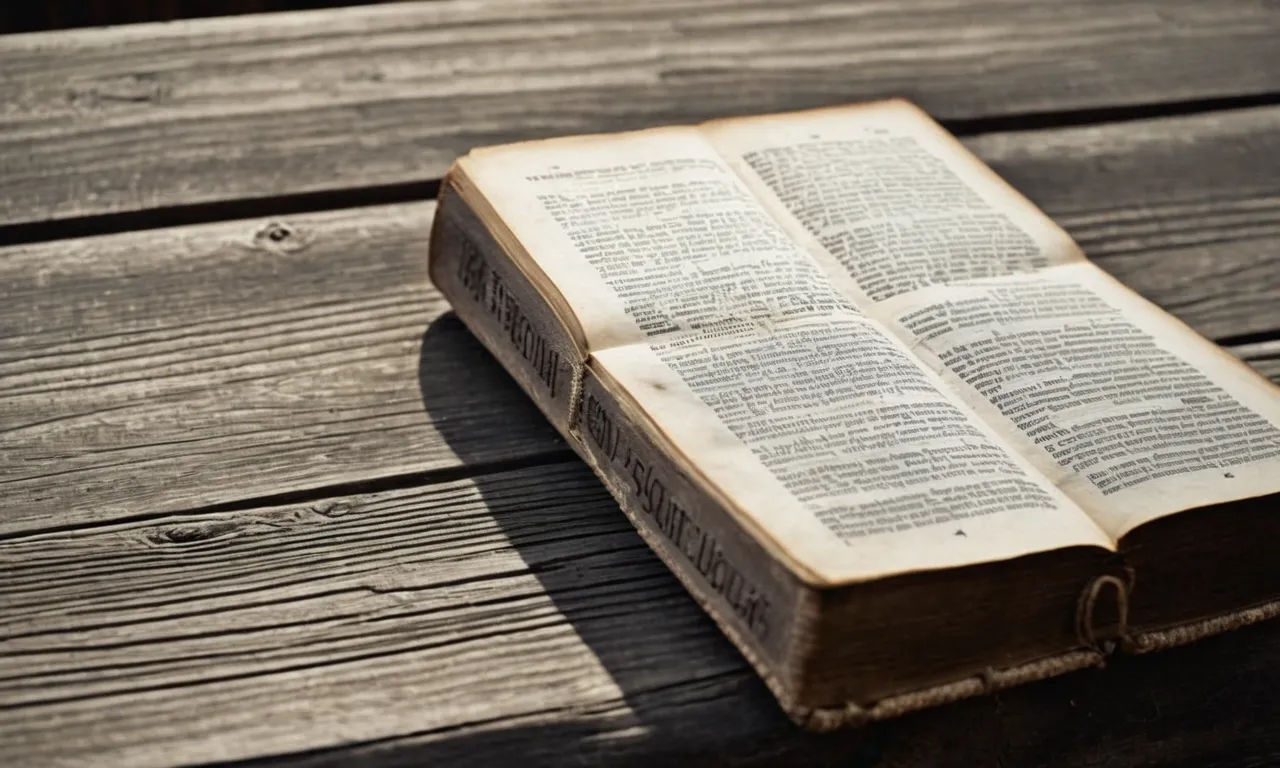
460 128 1111 585
461 128 719 354
595 322 1110 584
883 263 1280 539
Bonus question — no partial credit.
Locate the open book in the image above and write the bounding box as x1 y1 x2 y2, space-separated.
428 101 1280 728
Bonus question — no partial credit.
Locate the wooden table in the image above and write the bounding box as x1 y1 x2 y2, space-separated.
2 2 1278 765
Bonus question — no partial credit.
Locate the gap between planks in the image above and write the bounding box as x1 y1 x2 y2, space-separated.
5 0 1280 232
5 97 1280 249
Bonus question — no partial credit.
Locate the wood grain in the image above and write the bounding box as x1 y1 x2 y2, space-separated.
4 0 1280 226
4 4 1279 765
4 106 1280 536
0 202 567 535
2 462 1277 767
0 1 384 35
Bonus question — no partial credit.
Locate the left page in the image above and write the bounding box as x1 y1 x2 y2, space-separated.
459 129 1111 585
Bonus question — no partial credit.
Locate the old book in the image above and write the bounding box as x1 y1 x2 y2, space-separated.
427 100 1280 728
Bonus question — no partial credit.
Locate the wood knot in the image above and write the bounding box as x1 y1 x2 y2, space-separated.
311 501 354 518
344 67 386 83
147 519 243 546
253 221 308 253
66 72 171 109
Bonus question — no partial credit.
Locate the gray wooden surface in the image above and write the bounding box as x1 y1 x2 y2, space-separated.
4 465 1280 767
4 0 1280 228
2 2 1279 766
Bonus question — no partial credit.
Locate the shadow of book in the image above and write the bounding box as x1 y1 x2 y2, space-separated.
407 312 881 766
400 312 1280 768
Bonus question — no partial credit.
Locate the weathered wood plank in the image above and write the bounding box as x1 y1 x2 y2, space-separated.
0 202 567 535
4 107 1280 535
2 463 1277 767
4 0 1280 226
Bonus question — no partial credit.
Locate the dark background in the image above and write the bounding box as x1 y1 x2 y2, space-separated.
1 1 388 33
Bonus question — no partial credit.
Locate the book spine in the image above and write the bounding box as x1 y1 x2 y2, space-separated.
428 187 578 431
429 183 807 702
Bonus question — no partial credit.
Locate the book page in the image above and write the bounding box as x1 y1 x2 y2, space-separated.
702 100 1084 308
884 263 1280 538
460 129 1111 584
461 128 853 354
703 101 1280 538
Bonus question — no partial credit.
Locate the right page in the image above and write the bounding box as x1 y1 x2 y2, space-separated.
885 264 1280 537
705 101 1280 539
